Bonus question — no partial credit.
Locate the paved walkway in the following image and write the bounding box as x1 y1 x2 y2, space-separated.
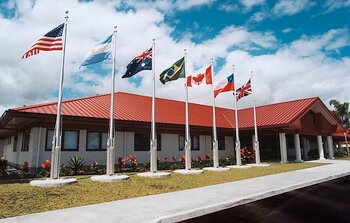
2 160 350 223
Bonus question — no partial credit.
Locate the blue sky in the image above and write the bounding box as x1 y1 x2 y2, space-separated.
0 0 349 114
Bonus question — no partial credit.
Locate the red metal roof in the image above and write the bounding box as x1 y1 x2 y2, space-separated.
9 92 329 130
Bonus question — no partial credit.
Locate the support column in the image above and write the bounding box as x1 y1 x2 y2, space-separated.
326 136 334 159
317 135 325 160
294 134 303 162
279 133 287 163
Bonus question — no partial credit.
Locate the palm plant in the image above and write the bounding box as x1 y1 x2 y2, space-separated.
69 156 85 175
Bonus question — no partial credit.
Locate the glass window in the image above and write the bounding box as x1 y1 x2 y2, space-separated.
63 130 79 151
191 135 200 151
134 133 149 151
101 133 108 150
22 131 30 151
46 129 54 151
13 136 17 152
218 136 225 150
134 133 161 151
87 132 107 151
179 135 185 151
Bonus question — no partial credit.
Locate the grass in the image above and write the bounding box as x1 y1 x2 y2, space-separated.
0 162 325 219
336 156 350 160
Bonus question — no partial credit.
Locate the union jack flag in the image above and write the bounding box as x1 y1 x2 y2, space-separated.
236 78 252 101
22 23 64 59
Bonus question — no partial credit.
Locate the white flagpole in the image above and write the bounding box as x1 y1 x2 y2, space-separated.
106 26 117 176
251 71 260 164
150 39 157 173
233 65 242 166
50 11 68 179
211 58 219 168
184 49 191 170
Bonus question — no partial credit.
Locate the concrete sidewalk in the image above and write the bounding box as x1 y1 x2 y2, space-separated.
2 159 349 223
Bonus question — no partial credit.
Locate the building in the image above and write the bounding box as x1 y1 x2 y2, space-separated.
0 92 345 168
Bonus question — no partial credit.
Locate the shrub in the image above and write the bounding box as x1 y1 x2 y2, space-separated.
69 156 85 175
41 160 51 170
241 146 255 163
21 162 29 172
205 153 210 160
162 156 168 163
117 157 125 170
60 164 67 176
90 161 98 174
127 155 137 171
0 157 8 176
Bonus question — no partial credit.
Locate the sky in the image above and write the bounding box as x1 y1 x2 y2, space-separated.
0 0 349 115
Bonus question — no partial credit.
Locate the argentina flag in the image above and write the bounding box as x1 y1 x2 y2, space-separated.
80 34 112 68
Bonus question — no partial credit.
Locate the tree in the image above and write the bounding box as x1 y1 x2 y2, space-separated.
329 99 350 129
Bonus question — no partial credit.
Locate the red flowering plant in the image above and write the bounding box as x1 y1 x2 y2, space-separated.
197 156 202 162
172 156 177 162
163 156 168 163
205 153 210 160
41 160 51 170
41 160 51 177
179 156 186 163
240 146 255 164
127 155 137 170
117 157 125 170
21 162 29 173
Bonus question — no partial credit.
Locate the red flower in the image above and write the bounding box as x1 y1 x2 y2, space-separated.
117 157 125 169
21 161 29 171
41 160 50 170
179 156 186 163
205 153 210 160
197 156 202 162
163 156 168 162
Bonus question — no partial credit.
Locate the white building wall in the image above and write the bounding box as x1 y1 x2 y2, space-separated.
5 128 237 168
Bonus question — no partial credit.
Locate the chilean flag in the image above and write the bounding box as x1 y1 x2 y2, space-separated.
187 65 212 87
214 74 235 98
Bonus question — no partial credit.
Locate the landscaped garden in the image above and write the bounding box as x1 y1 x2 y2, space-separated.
0 161 326 219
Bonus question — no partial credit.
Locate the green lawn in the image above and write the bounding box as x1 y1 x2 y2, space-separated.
0 162 325 219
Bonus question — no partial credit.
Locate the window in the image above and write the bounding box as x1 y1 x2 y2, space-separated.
218 136 225 150
62 130 79 151
13 136 18 152
179 135 200 151
22 131 30 151
192 135 200 151
86 132 108 151
45 130 79 151
134 133 161 151
46 129 54 151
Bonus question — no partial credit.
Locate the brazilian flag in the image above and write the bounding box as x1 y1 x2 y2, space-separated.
159 57 185 84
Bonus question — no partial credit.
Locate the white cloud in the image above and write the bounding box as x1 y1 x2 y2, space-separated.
272 0 315 16
282 27 293 34
239 0 265 9
323 0 350 12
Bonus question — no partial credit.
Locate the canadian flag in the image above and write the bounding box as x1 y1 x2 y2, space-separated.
186 65 213 87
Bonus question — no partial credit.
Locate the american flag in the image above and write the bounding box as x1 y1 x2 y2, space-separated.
22 23 64 59
236 78 252 101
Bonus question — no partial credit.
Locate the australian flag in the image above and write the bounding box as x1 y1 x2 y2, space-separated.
122 47 152 78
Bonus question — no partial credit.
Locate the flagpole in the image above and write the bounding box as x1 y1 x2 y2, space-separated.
50 11 68 179
150 39 157 173
211 58 219 168
184 49 191 170
251 71 260 164
106 26 117 176
233 65 242 166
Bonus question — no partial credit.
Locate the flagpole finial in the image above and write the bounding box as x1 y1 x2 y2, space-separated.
232 64 235 73
64 11 69 20
152 38 155 42
114 26 117 32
